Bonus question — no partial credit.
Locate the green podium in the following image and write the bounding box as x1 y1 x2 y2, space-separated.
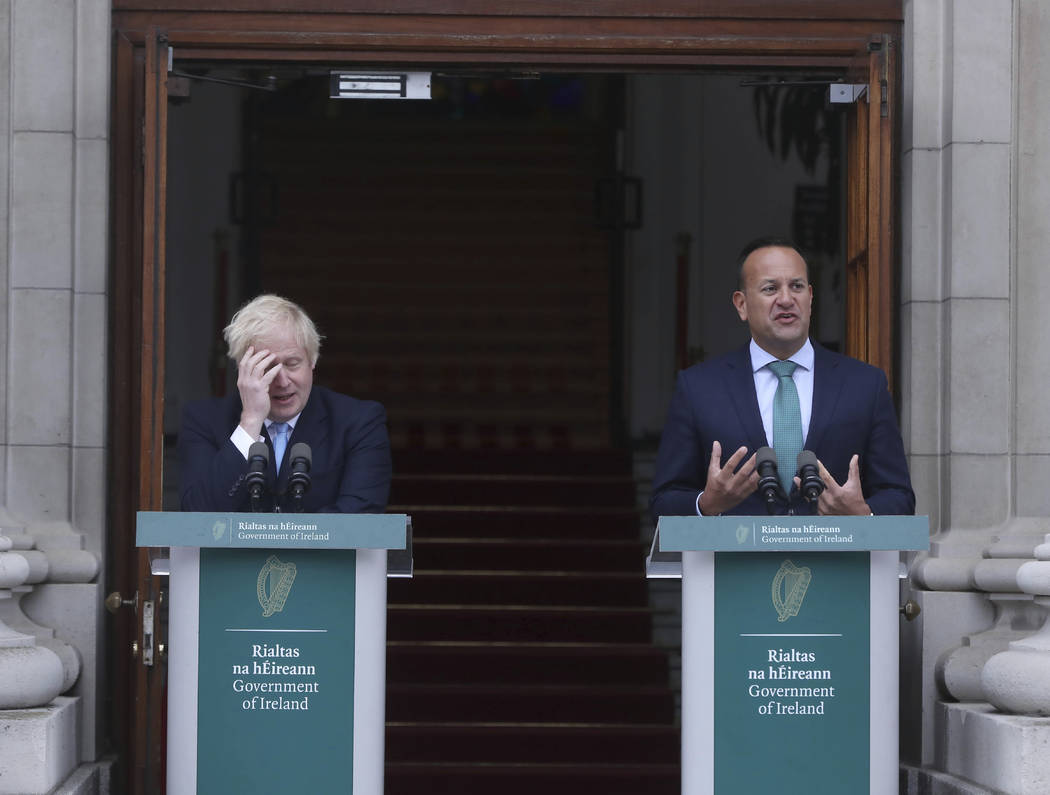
647 515 928 794
137 511 411 794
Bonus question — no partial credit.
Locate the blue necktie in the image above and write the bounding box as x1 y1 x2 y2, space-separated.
271 422 290 471
768 360 802 494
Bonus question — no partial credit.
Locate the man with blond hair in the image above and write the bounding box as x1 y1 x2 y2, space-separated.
178 294 391 513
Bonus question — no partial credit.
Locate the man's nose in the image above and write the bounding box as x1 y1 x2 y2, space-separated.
271 367 291 387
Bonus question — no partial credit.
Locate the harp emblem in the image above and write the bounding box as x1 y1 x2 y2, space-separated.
771 559 811 623
257 555 297 617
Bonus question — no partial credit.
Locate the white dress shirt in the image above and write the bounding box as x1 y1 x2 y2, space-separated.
695 338 815 514
748 337 814 447
231 413 302 460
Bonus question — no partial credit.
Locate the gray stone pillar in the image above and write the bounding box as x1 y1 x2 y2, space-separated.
902 1 1050 791
0 0 112 791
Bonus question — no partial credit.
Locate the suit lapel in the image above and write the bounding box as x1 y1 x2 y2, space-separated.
724 345 767 450
806 344 844 452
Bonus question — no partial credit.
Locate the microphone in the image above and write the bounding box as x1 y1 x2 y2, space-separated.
246 442 270 512
797 450 825 503
756 446 783 514
287 443 312 509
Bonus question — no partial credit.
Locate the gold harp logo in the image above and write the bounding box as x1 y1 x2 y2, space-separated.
736 524 750 544
212 520 226 541
771 559 812 623
257 555 297 618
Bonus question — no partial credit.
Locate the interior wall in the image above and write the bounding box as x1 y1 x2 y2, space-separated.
623 75 701 443
164 80 244 436
164 80 244 508
625 73 842 441
164 72 844 452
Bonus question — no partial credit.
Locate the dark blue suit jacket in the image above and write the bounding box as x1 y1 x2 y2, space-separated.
178 385 392 513
649 342 914 518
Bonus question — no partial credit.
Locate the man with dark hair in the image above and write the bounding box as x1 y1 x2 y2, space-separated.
650 238 914 518
178 294 392 513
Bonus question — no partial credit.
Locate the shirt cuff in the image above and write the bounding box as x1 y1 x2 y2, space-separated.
230 425 261 459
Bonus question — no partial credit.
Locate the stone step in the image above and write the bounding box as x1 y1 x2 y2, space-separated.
386 683 676 724
386 642 669 686
408 537 644 572
384 761 680 795
391 473 635 507
387 570 647 606
393 506 640 539
385 722 679 764
387 604 656 643
392 449 633 475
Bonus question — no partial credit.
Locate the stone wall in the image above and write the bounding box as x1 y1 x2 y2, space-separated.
0 0 112 792
903 1 1050 791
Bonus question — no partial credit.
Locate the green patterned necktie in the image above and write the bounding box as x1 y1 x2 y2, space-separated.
768 360 802 494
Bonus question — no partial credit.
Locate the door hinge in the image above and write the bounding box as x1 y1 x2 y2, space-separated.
879 35 892 118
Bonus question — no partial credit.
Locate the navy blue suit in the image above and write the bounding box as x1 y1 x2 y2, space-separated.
650 342 914 518
178 385 392 513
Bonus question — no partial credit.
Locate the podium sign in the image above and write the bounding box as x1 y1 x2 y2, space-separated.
648 515 928 795
138 512 409 795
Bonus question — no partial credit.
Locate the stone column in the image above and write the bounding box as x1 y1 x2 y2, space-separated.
900 0 1016 769
0 511 95 795
902 1 1050 792
0 0 112 791
983 534 1050 714
0 529 65 708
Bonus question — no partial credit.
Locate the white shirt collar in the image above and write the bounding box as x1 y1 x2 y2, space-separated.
749 338 814 373
264 413 302 432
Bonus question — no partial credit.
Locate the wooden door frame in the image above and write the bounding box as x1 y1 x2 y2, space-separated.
110 25 169 795
109 4 902 792
846 33 901 392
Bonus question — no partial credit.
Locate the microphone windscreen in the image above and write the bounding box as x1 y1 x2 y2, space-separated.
796 450 818 470
289 442 312 469
756 446 778 467
248 441 269 463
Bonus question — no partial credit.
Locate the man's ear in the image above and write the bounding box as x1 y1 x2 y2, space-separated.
732 290 747 322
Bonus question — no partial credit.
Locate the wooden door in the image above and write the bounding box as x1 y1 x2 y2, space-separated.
110 27 169 795
109 5 902 789
845 35 900 387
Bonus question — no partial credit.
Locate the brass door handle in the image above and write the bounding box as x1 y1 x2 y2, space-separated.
900 599 921 621
105 591 138 614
